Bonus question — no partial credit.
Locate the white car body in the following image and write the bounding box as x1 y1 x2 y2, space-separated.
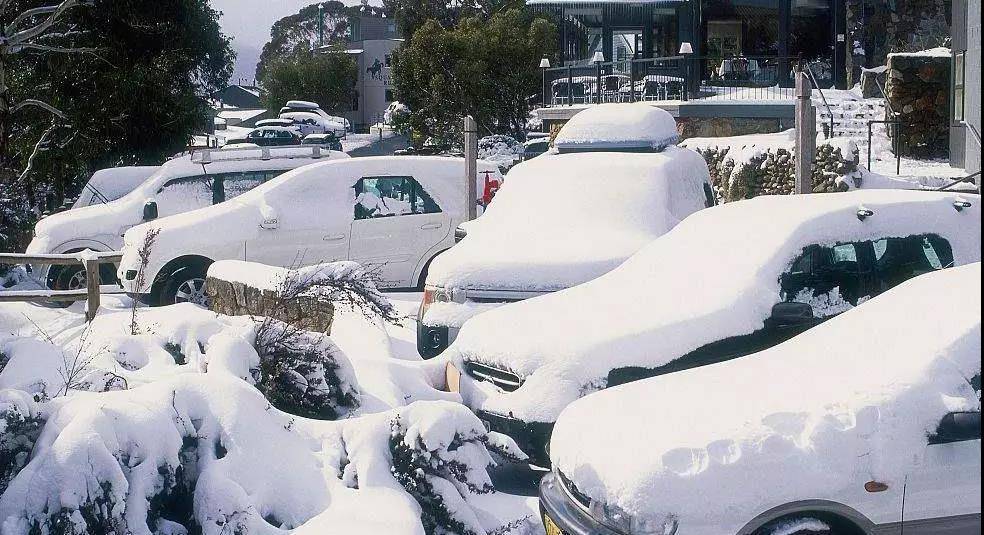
283 101 350 132
117 156 503 304
544 263 981 535
416 104 714 358
279 111 346 136
446 190 981 465
73 166 161 208
26 146 347 288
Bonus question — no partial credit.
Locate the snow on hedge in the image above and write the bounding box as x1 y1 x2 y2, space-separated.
550 263 981 533
448 190 981 424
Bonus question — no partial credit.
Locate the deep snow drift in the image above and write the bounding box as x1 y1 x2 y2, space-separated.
0 270 537 534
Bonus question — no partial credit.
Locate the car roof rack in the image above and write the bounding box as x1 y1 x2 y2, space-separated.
191 145 330 164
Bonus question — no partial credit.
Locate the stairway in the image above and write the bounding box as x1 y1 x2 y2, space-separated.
816 95 887 140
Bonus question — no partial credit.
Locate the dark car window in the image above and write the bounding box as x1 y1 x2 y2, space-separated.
354 176 440 220
781 243 863 310
873 235 954 291
156 175 215 217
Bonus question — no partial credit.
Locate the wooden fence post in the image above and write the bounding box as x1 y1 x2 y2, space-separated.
85 258 100 322
463 115 478 221
795 70 816 194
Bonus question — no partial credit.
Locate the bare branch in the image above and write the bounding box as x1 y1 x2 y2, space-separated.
10 99 67 119
5 5 62 34
7 0 88 47
12 42 112 65
16 123 57 184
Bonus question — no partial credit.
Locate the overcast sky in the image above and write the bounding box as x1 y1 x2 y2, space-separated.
208 0 341 85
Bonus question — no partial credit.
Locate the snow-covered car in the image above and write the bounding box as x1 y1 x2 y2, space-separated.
541 262 982 535
417 104 714 358
280 111 346 136
444 190 981 465
282 100 350 132
521 137 551 161
118 156 504 306
302 133 343 152
73 166 161 208
244 126 302 147
26 146 347 291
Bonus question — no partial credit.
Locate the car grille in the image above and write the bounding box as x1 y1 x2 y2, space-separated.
557 470 592 509
463 361 523 392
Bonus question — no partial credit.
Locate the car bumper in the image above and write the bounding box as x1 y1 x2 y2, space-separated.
477 409 553 467
540 472 623 535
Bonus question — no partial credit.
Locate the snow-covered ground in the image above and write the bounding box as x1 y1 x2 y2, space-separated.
0 283 543 535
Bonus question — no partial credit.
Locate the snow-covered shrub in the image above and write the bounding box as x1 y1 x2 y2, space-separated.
0 392 43 497
477 135 524 170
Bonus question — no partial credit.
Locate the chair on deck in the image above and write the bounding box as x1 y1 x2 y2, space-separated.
552 82 570 105
642 80 662 101
570 82 587 104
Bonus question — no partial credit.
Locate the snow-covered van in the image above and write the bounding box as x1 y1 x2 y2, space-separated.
117 156 504 306
542 263 982 535
444 190 981 465
417 104 715 358
73 166 161 208
26 146 347 291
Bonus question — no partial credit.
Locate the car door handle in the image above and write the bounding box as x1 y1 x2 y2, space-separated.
420 223 442 230
323 234 346 241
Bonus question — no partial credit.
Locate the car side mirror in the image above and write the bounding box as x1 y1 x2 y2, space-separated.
769 301 815 327
931 412 981 444
143 200 158 221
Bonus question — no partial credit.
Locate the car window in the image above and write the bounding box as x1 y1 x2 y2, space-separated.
156 175 215 217
221 170 281 201
873 234 954 291
354 176 441 220
781 243 862 315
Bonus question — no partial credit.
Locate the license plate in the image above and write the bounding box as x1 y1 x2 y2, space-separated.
543 513 564 535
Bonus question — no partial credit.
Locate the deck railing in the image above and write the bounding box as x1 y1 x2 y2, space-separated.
0 251 123 321
540 55 807 106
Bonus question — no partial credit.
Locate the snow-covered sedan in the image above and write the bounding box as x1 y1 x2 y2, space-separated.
26 146 346 291
118 156 503 306
445 190 981 465
541 263 981 535
417 104 715 358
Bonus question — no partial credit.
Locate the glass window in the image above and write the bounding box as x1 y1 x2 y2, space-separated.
873 234 954 290
781 243 862 310
156 175 214 217
354 176 440 219
953 51 965 122
221 170 281 201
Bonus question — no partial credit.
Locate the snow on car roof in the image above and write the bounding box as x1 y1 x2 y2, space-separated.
550 263 981 526
447 190 981 422
553 103 678 152
426 146 710 292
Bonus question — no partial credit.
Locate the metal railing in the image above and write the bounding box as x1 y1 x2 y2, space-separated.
867 119 903 175
0 251 123 321
804 62 835 138
540 55 802 107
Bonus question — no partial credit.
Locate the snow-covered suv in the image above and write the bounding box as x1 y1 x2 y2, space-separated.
118 156 503 306
26 146 346 291
417 104 715 358
444 190 981 465
541 263 981 535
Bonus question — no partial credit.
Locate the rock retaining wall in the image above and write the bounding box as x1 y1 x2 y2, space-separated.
692 141 860 203
885 51 950 159
206 276 335 334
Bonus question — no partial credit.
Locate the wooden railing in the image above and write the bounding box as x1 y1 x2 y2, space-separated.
0 251 123 321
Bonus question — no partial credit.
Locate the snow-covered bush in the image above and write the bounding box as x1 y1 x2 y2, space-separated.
0 392 43 497
478 135 524 170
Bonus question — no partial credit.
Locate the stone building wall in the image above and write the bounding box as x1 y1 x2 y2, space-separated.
885 51 951 158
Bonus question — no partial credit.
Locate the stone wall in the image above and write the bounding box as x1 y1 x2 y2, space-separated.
206 276 335 334
885 51 950 159
675 117 783 140
691 141 860 203
847 0 950 86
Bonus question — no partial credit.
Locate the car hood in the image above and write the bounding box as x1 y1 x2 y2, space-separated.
548 264 981 527
29 201 138 253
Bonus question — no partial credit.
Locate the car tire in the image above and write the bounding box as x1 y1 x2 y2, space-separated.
49 263 119 307
160 265 209 307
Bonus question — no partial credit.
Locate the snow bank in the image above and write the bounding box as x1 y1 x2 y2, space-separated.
449 190 981 424
553 103 678 151
427 146 710 292
887 46 951 58
551 263 981 533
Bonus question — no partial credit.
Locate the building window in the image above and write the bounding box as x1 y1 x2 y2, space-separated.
953 51 966 122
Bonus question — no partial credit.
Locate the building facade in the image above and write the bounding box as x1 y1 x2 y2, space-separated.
950 0 981 175
531 0 850 89
342 16 402 132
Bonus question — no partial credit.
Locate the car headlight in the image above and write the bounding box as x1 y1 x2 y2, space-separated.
588 500 679 535
418 285 465 321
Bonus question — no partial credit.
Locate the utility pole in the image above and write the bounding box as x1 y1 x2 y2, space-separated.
794 70 815 194
463 115 478 220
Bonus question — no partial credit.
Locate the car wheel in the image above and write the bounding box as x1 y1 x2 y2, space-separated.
161 266 209 307
49 263 119 307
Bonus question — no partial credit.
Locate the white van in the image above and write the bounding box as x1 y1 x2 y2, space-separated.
117 156 503 306
26 146 347 291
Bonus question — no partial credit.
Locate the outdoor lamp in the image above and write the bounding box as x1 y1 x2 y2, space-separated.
592 51 605 64
540 58 551 68
592 51 606 104
678 42 693 101
540 57 551 106
678 42 693 55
